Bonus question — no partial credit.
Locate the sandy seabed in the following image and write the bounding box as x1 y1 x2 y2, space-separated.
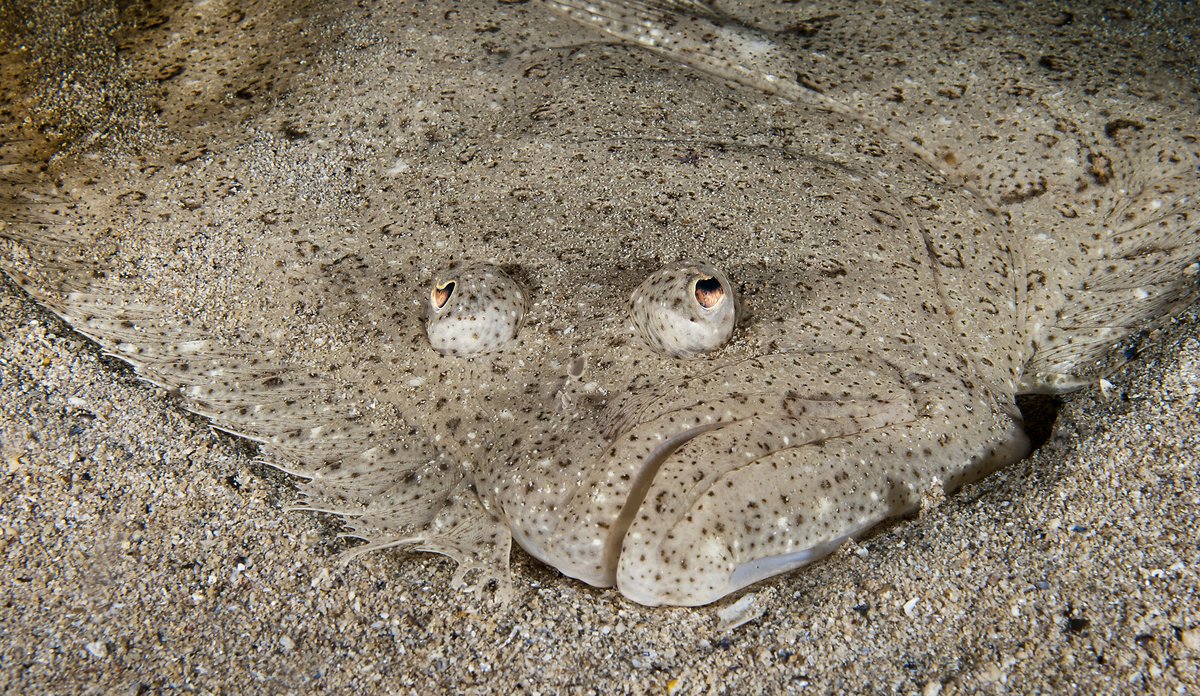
2 1 1199 693
3 274 1199 693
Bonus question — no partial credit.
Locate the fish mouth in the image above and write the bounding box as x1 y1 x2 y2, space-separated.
523 408 739 589
598 419 727 584
611 398 913 604
530 351 923 596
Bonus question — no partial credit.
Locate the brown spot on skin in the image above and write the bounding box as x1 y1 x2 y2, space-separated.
1087 151 1114 185
1104 118 1145 140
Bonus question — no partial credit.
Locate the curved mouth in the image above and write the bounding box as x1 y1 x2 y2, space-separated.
527 351 920 592
600 393 911 580
599 420 726 578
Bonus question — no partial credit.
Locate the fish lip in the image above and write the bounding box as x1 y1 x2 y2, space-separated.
614 529 856 607
597 419 730 583
521 418 734 590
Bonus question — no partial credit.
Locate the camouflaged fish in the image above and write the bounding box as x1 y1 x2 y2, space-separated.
1 0 1197 606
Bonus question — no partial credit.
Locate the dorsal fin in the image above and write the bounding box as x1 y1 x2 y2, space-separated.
1020 148 1200 391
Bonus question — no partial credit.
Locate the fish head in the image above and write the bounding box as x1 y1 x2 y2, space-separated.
0 16 1027 608
380 88 1025 605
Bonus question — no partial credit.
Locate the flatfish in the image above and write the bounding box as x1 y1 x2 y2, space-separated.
1 0 1196 606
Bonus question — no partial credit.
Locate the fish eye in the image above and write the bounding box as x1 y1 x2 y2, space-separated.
425 263 527 356
630 261 737 358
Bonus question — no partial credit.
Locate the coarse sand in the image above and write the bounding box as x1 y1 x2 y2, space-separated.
2 1 1199 692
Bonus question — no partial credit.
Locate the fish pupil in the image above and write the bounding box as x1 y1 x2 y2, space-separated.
694 277 724 309
433 281 456 309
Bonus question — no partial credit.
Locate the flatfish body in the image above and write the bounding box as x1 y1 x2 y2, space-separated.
0 0 1196 605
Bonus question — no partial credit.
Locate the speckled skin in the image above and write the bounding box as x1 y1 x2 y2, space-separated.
629 260 737 357
426 263 526 356
1 1 1196 606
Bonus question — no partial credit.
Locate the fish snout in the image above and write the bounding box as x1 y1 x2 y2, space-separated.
610 405 913 606
532 352 933 603
525 351 1028 605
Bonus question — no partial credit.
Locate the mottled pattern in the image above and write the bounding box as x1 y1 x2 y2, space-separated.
629 260 737 357
1 0 1196 606
426 263 527 356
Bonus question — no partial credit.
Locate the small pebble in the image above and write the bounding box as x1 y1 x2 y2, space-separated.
716 592 769 631
903 598 920 617
1182 629 1200 652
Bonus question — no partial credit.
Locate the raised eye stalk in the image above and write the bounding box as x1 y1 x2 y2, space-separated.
425 264 526 356
630 261 738 358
